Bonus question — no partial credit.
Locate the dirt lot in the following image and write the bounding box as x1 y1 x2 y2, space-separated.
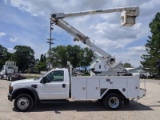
0 79 160 120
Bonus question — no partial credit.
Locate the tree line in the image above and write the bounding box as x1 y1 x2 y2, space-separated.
0 43 133 74
0 44 94 73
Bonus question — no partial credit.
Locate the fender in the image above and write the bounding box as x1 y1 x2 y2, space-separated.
12 87 39 102
100 89 126 99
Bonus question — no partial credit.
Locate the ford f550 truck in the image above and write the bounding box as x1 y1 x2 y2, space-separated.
8 6 146 112
8 68 146 112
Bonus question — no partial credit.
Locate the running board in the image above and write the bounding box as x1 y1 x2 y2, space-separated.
40 100 69 104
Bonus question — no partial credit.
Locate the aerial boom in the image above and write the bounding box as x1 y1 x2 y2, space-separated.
50 6 140 76
51 6 139 59
50 18 111 59
51 6 139 21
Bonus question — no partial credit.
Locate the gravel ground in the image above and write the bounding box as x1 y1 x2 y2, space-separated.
0 79 160 120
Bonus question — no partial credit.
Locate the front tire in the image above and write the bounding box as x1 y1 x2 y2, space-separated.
103 93 121 110
14 94 33 112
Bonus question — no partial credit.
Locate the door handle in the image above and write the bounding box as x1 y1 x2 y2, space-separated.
82 87 85 90
62 84 66 88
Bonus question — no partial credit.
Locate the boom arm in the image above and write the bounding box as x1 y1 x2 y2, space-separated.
50 6 139 61
51 6 139 20
50 19 111 59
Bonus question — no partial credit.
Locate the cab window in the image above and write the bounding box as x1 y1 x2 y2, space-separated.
44 70 64 82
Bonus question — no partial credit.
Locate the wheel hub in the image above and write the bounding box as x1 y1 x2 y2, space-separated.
108 97 119 108
17 97 29 110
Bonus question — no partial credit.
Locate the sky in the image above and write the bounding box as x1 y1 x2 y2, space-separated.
0 0 160 67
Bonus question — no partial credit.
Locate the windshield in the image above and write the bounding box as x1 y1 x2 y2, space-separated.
8 66 14 69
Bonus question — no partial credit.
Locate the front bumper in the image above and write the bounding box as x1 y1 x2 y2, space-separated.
8 94 13 102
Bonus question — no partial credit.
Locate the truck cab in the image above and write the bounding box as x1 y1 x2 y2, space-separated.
37 68 70 100
8 68 70 111
0 61 18 80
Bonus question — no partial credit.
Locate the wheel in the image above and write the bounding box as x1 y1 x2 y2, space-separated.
10 77 13 81
103 93 121 110
0 75 4 80
6 76 9 81
14 94 33 112
7 76 10 81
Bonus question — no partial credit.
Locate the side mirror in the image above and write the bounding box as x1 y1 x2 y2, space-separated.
40 77 47 84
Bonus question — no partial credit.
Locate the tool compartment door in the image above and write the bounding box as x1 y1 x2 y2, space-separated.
71 78 86 99
87 78 100 99
127 77 139 99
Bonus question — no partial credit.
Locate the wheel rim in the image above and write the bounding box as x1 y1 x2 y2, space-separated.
108 97 119 108
17 97 30 110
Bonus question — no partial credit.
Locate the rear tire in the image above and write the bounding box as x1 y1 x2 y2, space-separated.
103 93 121 110
6 76 8 80
14 94 33 112
7 76 10 81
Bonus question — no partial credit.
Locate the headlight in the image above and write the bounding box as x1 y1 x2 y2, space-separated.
9 84 13 94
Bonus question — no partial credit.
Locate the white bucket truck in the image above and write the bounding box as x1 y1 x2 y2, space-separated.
8 6 146 112
8 67 146 112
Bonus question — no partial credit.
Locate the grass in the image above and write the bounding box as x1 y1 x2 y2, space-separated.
24 75 40 79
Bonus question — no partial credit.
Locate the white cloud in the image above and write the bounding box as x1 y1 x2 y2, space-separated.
128 46 145 52
0 32 6 37
3 0 160 67
10 37 18 42
114 46 147 67
90 22 141 40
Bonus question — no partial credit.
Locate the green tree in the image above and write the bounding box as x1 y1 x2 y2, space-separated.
35 54 47 71
50 45 68 67
81 47 94 73
50 45 94 69
40 54 46 62
0 44 11 69
141 12 160 76
10 45 35 71
66 45 82 68
123 63 133 68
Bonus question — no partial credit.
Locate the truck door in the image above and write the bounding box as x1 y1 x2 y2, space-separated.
37 70 68 100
